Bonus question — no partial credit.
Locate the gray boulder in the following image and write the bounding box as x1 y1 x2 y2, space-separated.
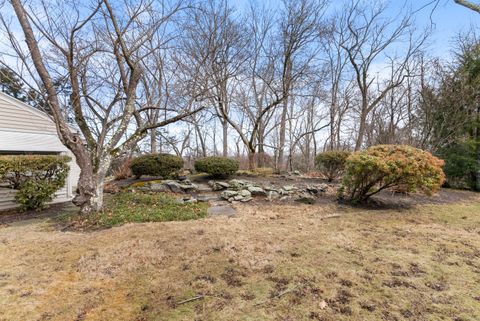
267 191 280 200
228 179 254 190
209 181 230 191
248 186 266 196
221 190 239 200
239 189 252 198
295 193 316 204
233 195 244 201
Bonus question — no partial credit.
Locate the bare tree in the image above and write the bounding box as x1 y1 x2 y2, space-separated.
338 0 429 151
174 0 247 157
276 0 327 169
1 0 204 213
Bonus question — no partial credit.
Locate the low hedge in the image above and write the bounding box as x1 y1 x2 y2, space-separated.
194 156 239 177
0 155 70 211
130 153 183 178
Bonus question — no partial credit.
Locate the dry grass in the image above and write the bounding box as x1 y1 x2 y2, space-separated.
0 195 479 321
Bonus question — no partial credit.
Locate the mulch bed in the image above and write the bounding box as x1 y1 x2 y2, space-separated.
0 201 75 225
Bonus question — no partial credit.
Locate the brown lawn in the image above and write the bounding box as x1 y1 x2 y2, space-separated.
0 191 479 321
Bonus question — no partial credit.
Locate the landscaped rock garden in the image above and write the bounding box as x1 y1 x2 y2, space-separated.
128 177 330 205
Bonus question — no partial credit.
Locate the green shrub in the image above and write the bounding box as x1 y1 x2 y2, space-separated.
194 156 239 177
437 141 478 190
340 145 445 203
0 155 70 211
315 150 351 182
130 153 183 178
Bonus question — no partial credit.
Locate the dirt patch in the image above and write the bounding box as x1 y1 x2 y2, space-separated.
0 201 76 224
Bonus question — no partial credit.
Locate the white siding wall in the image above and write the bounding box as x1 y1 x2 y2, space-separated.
0 93 57 134
0 92 81 211
0 187 70 211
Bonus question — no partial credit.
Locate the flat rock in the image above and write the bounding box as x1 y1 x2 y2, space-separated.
149 183 168 192
209 181 230 191
295 194 316 204
196 194 220 202
163 180 198 193
208 205 237 217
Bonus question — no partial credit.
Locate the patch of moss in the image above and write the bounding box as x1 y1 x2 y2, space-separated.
129 179 165 188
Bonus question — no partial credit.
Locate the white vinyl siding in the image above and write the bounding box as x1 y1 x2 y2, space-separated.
0 186 70 211
0 92 81 210
0 93 56 134
0 131 66 152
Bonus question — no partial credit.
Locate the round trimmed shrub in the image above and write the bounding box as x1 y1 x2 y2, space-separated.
130 153 183 178
340 145 445 203
315 150 351 182
0 155 70 211
194 156 239 177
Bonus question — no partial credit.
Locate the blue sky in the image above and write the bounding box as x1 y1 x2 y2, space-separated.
233 0 478 59
393 0 479 57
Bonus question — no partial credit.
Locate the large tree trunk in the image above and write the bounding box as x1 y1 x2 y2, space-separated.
72 154 111 213
355 120 366 151
355 107 368 151
248 150 256 170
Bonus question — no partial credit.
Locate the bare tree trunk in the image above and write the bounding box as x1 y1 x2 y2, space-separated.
278 98 288 170
222 120 228 157
248 150 256 170
355 109 367 151
150 129 157 153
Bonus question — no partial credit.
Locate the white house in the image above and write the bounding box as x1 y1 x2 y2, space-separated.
0 91 81 211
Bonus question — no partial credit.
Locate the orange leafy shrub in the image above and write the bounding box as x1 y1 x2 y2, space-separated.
339 145 445 203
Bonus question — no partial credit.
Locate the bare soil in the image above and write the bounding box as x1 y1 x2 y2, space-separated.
0 187 479 321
